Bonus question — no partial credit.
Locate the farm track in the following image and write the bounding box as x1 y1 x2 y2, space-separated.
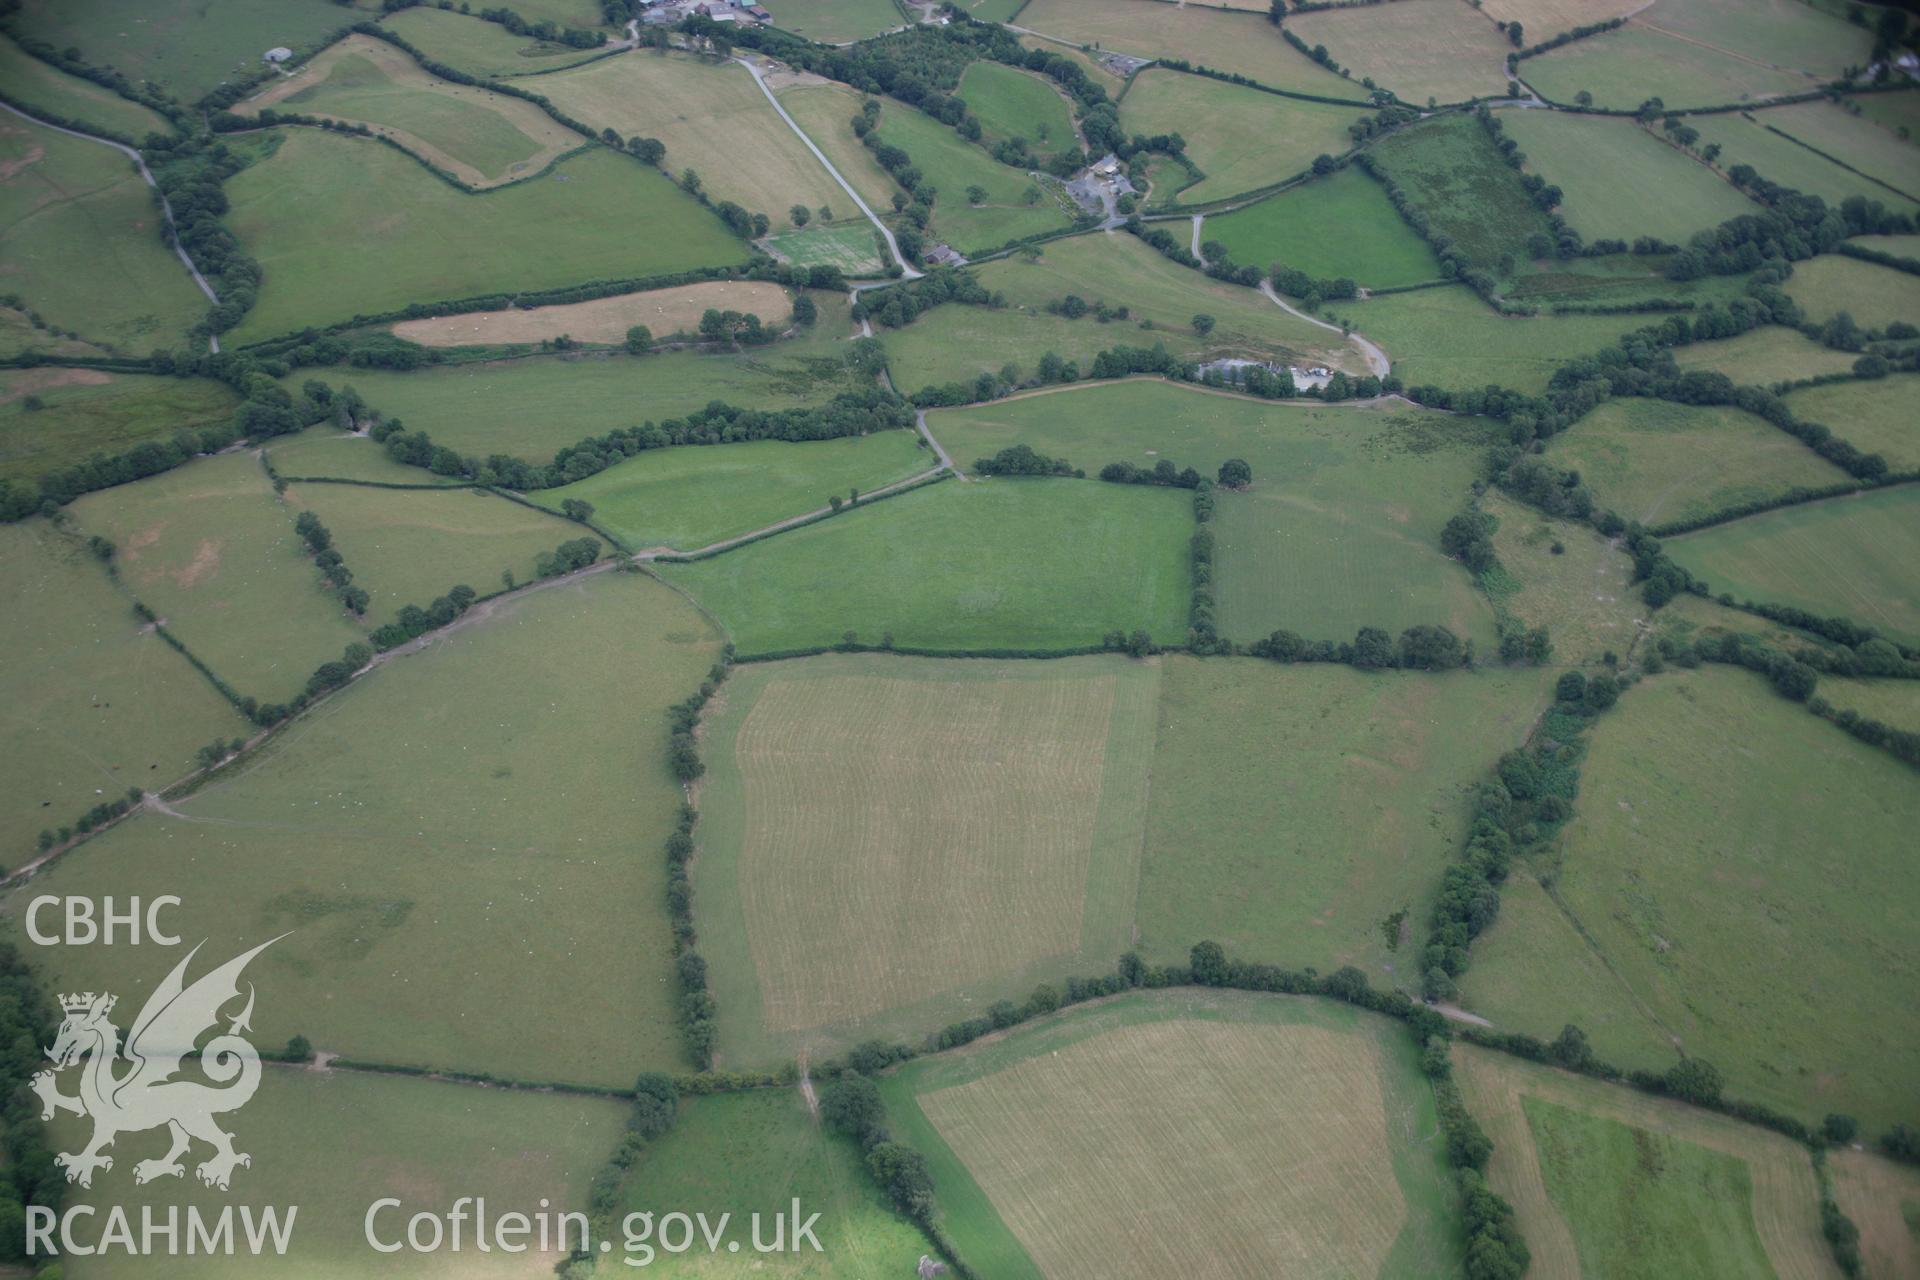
0 99 223 353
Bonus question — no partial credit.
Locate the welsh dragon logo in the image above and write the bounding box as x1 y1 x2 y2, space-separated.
32 937 283 1191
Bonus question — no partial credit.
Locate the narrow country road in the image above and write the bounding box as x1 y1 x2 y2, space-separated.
914 408 963 478
0 99 223 352
1190 212 1203 259
735 57 922 279
1259 279 1390 378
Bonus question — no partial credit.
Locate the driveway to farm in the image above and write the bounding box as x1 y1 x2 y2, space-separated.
1259 280 1390 378
736 56 922 279
0 100 223 352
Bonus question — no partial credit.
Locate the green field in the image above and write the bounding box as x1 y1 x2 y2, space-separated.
871 105 1071 254
764 223 885 275
1 115 208 352
1671 323 1864 385
930 380 1500 647
0 34 172 139
1203 167 1444 289
10 0 352 103
537 51 845 220
1688 112 1919 213
602 1088 928 1277
1664 485 1920 644
1479 489 1643 668
1455 1045 1841 1280
223 129 746 343
657 478 1192 653
1135 657 1548 987
534 431 929 552
1011 0 1363 98
1521 24 1815 111
1368 114 1555 274
240 34 583 189
1495 110 1759 245
881 990 1462 1280
1461 666 1920 1132
1817 676 1920 736
1545 398 1849 528
8 570 723 1085
958 60 1076 153
47 1068 629 1278
280 338 864 464
1752 99 1920 201
1850 88 1920 142
1634 0 1874 80
692 653 1158 1064
0 519 247 861
1783 254 1920 330
1505 253 1762 312
881 231 1357 393
287 482 584 620
378 5 612 79
0 367 237 484
1119 70 1363 205
68 453 370 705
1285 0 1511 105
759 0 908 43
266 427 468 486
1341 286 1653 394
775 81 901 213
1786 374 1920 471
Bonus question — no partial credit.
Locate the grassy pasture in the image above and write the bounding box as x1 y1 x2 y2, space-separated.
0 116 208 353
1545 398 1848 528
1506 253 1760 311
378 5 611 79
266 428 467 486
0 305 102 361
1850 89 1920 142
1135 657 1547 987
1367 114 1553 273
49 1067 629 1279
10 0 351 103
0 34 172 139
603 1088 927 1277
1339 286 1652 394
494 0 607 26
1011 0 1362 97
538 52 845 219
222 129 746 344
1687 113 1919 212
1817 677 1920 735
692 653 1157 1065
1663 485 1920 644
774 81 901 213
1203 167 1443 289
1454 1046 1839 1280
871 106 1070 253
69 453 369 704
1635 0 1873 81
957 60 1076 153
1671 324 1864 385
0 520 247 861
1119 70 1363 204
764 223 886 275
391 280 797 347
0 367 237 485
1752 99 1920 201
1478 0 1645 40
657 478 1192 653
1783 254 1920 329
1786 374 1920 471
238 35 581 189
1284 0 1511 105
1520 24 1813 111
300 333 860 462
9 571 724 1085
534 431 928 551
285 482 582 619
883 990 1462 1280
932 378 1498 645
1479 489 1642 667
759 0 907 44
1829 1149 1920 1280
881 233 1357 393
1494 111 1758 245
1461 666 1920 1133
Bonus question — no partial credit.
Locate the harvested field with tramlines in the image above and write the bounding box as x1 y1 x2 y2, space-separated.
234 34 583 188
1478 0 1646 40
1520 24 1814 110
389 280 798 348
1011 0 1361 97
1453 1045 1838 1280
882 991 1461 1280
1828 1148 1920 1280
692 653 1158 1065
1633 0 1873 80
1283 0 1512 106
